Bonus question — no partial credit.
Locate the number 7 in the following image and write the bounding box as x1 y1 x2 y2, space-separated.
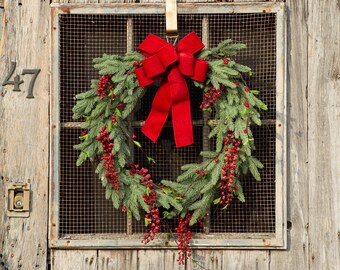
22 69 41 98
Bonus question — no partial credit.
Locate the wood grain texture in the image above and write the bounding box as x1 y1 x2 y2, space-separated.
164 250 185 270
138 250 166 270
307 0 340 269
98 250 138 270
58 0 133 3
1 0 336 270
186 250 223 270
0 0 50 269
222 250 269 270
269 0 309 268
52 250 98 270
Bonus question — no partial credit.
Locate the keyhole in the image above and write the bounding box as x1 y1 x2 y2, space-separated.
14 191 24 209
15 200 23 208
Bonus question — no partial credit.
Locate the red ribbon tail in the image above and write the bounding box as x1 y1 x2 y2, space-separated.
169 68 194 148
141 81 172 143
172 96 194 148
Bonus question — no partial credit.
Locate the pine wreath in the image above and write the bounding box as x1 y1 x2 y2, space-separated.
72 32 267 264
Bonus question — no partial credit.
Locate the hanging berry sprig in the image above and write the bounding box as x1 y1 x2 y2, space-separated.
128 164 161 244
219 131 241 207
175 213 193 265
96 126 120 190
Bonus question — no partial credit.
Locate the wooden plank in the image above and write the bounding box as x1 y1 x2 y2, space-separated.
222 251 269 269
138 250 165 270
0 7 3 42
0 0 50 269
164 250 185 270
186 250 223 270
269 0 310 268
52 250 97 270
307 0 340 269
232 0 267 2
61 0 134 3
98 250 138 270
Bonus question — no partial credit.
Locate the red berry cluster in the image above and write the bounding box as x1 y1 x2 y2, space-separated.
219 131 241 206
175 213 192 265
129 164 161 244
96 126 120 190
195 169 205 177
111 114 117 123
97 74 110 99
200 87 222 109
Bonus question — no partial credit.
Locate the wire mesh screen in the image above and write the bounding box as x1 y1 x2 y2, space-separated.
58 12 277 237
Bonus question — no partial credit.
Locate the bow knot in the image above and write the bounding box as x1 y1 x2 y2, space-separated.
134 32 208 148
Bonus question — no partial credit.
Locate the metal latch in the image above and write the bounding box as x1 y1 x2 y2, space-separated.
7 183 30 217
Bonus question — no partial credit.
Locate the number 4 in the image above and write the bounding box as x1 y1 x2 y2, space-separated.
2 62 24 91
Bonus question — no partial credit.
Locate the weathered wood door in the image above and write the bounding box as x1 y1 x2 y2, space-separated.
0 1 339 270
0 0 49 269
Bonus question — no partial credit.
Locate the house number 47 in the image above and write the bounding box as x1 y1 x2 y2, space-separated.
2 61 41 98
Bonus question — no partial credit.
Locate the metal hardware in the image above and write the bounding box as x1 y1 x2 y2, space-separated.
165 35 178 46
165 0 177 36
7 183 30 217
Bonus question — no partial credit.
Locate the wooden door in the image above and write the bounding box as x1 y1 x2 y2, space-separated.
0 1 50 269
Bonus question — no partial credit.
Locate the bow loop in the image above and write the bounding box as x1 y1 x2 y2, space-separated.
158 44 179 67
142 54 166 78
134 32 208 147
176 32 205 55
178 52 195 77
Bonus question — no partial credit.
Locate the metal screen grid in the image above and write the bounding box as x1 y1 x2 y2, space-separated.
59 14 128 235
58 13 277 237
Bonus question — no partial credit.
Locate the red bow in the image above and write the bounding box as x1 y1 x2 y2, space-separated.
134 32 208 148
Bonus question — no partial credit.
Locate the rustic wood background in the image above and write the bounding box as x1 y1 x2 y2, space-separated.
0 0 339 269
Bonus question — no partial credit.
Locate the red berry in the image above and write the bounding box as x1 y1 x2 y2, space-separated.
122 206 127 211
244 102 250 108
234 81 239 86
132 134 137 139
243 129 248 134
223 58 229 64
111 115 117 123
245 87 249 92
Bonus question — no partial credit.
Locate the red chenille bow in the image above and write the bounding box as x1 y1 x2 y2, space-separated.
134 32 208 148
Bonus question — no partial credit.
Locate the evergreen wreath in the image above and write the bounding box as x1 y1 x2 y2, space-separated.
72 32 267 264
